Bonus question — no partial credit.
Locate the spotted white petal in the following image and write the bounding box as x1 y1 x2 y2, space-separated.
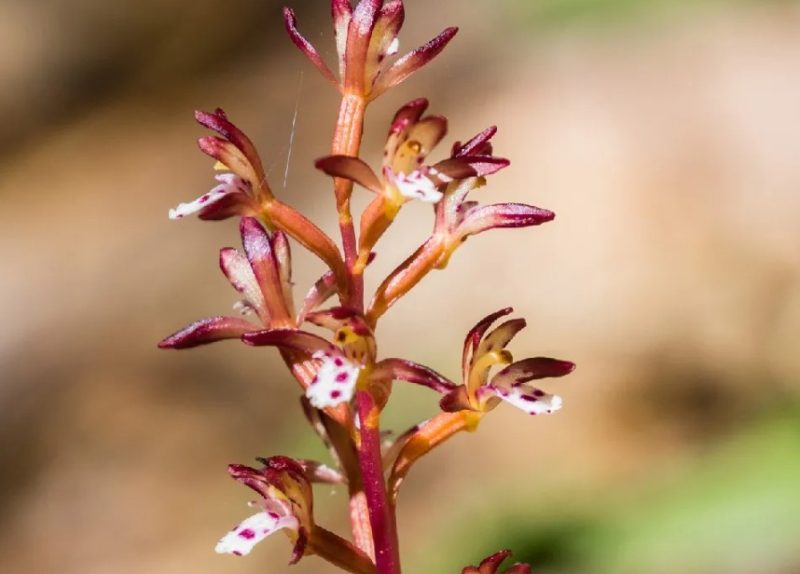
388 169 443 203
486 383 562 416
306 351 360 409
168 173 249 220
215 510 297 557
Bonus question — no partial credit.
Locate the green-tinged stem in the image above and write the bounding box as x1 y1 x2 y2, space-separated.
332 93 368 311
356 392 401 574
388 411 481 503
311 525 377 574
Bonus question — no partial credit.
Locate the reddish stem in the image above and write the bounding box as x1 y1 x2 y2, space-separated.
356 391 401 574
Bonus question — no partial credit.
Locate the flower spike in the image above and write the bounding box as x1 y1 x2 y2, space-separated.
163 3 577 572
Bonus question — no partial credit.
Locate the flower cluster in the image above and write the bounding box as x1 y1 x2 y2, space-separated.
160 2 574 573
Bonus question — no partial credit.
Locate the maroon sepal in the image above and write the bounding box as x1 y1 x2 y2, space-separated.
315 155 383 193
195 109 264 174
452 126 498 158
158 316 255 349
288 525 308 565
282 7 338 87
372 26 459 98
434 156 510 180
456 203 555 239
494 357 576 386
373 358 456 393
196 191 257 221
242 328 334 355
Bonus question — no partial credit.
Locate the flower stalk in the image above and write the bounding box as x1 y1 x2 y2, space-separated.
159 2 575 573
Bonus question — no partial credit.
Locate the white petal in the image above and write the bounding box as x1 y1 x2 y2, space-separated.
306 351 360 409
168 173 248 220
215 511 297 557
389 169 443 203
387 37 400 56
487 383 562 416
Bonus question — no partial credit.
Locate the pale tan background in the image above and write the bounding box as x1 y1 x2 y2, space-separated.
1 1 799 573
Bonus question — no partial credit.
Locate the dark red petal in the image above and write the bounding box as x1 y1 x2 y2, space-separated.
283 7 338 86
389 98 429 136
195 110 264 174
158 316 254 349
456 203 555 239
270 231 295 316
289 526 309 564
197 192 256 221
242 328 335 354
462 308 514 379
434 156 509 180
453 126 498 158
494 357 576 385
240 218 290 322
374 358 456 393
371 27 458 98
315 155 382 193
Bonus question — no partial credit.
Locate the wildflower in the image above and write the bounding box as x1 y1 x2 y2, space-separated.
167 108 348 290
215 457 313 561
365 112 555 321
243 308 376 409
284 1 458 99
440 308 574 415
169 109 267 221
462 550 532 574
158 217 294 349
316 98 511 260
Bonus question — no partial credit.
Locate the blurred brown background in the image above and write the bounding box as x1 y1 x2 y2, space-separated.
1 1 799 573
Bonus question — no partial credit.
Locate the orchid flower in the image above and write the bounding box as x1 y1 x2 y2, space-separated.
243 308 376 409
216 457 313 560
365 115 555 321
168 108 348 290
316 98 511 261
284 1 457 99
440 308 575 416
158 217 294 349
168 109 267 221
